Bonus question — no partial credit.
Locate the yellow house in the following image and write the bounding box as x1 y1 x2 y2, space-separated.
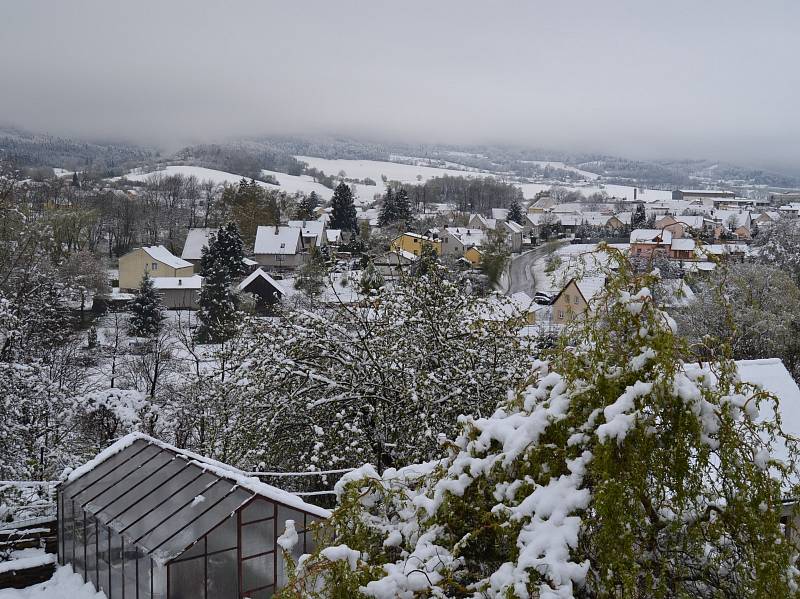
464 246 483 267
550 277 605 325
390 233 442 257
119 245 194 291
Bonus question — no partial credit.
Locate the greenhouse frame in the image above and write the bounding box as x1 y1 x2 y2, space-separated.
57 433 329 599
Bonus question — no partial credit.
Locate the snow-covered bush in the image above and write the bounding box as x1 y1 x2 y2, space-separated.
279 250 800 598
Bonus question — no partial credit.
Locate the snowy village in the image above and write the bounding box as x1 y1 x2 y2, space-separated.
3 3 800 599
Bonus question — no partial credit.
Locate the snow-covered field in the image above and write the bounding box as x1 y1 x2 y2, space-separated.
520 160 600 180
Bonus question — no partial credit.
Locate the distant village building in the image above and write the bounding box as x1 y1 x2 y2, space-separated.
152 275 203 309
551 277 605 325
287 220 327 248
238 268 288 312
390 232 442 257
253 226 305 270
181 228 215 271
672 189 736 202
119 246 194 291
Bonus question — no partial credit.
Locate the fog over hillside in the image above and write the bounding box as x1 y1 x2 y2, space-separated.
1 1 799 171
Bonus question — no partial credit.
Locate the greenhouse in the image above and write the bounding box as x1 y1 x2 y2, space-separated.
57 433 329 599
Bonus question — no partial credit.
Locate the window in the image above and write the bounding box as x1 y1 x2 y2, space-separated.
152 262 158 270
574 295 579 305
414 238 419 243
558 310 564 320
565 293 570 303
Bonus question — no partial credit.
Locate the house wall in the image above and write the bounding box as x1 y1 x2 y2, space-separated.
158 288 200 310
390 234 442 257
254 253 305 270
464 247 482 267
119 249 194 291
551 281 589 325
440 233 465 257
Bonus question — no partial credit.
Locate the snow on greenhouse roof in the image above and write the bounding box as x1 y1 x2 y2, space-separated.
61 433 329 565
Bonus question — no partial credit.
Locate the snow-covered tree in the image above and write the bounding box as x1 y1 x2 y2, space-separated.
378 188 396 227
286 251 800 598
631 202 647 229
220 269 534 476
756 218 800 285
359 260 384 295
296 191 320 220
128 271 165 338
480 229 510 285
508 197 525 225
197 223 247 343
331 182 358 234
294 247 327 300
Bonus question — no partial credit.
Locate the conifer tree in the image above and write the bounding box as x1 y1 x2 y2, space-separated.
71 172 80 188
393 188 413 230
378 188 396 227
508 197 524 225
631 202 647 228
196 223 246 343
296 192 319 220
294 247 327 300
128 271 165 338
330 182 358 234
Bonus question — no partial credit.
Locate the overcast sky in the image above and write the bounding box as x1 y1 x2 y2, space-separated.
1 1 798 168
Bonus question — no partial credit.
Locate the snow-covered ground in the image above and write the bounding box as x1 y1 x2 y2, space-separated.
0 565 105 599
520 160 600 180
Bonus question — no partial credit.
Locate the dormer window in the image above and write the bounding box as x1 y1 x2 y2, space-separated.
280 243 285 248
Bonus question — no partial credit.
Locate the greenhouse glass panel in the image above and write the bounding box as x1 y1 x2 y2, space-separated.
96 458 184 530
155 489 251 560
72 508 86 576
241 498 275 523
97 525 110 597
112 465 199 536
168 555 205 599
206 516 237 553
151 561 167 599
122 539 138 599
73 445 163 509
137 478 234 550
171 537 204 562
136 554 151 599
62 440 150 501
206 548 238 599
83 446 170 514
109 529 124 598
131 473 218 549
242 552 275 592
241 518 275 558
277 506 306 533
61 495 72 564
85 517 97 587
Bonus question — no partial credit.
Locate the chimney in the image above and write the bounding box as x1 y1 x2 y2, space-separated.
634 188 637 201
275 224 279 234
178 279 182 286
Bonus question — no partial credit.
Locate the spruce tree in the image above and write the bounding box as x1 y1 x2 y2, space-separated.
196 222 246 343
128 271 165 338
330 182 358 233
631 202 647 229
378 188 396 227
294 247 327 300
508 198 524 225
393 188 413 230
71 172 80 188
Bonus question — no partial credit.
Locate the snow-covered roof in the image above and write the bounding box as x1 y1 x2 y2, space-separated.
238 268 288 296
503 220 524 234
254 226 302 255
491 208 509 221
287 220 326 247
670 238 696 251
326 229 342 243
151 275 203 290
444 227 487 246
142 246 192 269
61 433 329 565
574 277 605 302
630 229 673 245
181 228 215 261
659 279 695 308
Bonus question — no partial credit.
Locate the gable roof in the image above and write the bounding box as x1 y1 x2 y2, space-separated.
444 227 487 247
142 245 193 269
552 276 605 307
630 229 673 245
254 226 303 255
287 220 326 246
181 228 215 261
60 433 329 565
238 268 288 296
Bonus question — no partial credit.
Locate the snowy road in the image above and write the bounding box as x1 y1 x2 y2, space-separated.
504 240 568 296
